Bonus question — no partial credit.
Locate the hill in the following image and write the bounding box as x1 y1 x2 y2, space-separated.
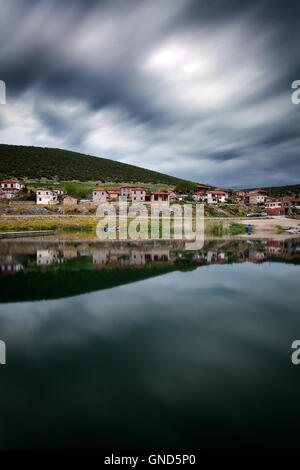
0 144 186 185
245 184 300 198
261 184 300 198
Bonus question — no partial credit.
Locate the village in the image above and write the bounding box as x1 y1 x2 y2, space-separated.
0 178 300 217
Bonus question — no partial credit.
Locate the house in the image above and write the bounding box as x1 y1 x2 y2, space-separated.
120 186 133 197
63 195 78 205
120 186 147 201
248 188 268 195
193 191 206 202
130 187 147 202
1 179 24 192
151 191 170 204
265 197 300 215
0 190 14 200
245 193 266 204
107 189 119 200
0 179 24 199
93 188 108 204
166 188 177 201
36 188 63 205
206 190 227 204
265 198 282 209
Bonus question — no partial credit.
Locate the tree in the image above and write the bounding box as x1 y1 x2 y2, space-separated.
175 181 197 193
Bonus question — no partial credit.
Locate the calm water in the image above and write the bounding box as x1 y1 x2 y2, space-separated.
0 238 300 450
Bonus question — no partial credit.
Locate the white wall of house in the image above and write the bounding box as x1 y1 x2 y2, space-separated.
265 200 281 209
36 189 63 205
37 250 61 265
1 181 24 191
249 195 266 204
206 193 227 204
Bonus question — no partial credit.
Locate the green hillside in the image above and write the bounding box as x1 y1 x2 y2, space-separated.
0 144 185 184
245 184 300 198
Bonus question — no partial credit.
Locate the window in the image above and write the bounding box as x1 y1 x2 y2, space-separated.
39 198 42 201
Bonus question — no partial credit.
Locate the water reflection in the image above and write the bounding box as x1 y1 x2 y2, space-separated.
0 238 299 271
0 238 300 449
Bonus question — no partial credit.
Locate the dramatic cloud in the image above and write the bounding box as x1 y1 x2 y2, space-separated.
0 0 299 186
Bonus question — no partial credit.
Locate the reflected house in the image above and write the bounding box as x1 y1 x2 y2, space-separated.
131 251 146 266
265 240 289 256
63 248 78 259
0 255 23 275
151 191 170 204
144 249 171 264
93 250 109 267
37 249 62 265
248 250 266 263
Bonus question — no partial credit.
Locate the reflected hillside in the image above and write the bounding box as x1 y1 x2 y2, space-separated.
0 238 300 303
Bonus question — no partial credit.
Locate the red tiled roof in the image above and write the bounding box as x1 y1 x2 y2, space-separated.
153 191 169 195
249 188 267 194
93 188 106 191
208 190 226 195
1 179 21 184
246 193 265 197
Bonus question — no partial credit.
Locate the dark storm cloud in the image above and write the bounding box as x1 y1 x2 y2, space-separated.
0 0 299 186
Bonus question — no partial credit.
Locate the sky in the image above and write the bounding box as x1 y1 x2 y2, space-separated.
0 0 299 188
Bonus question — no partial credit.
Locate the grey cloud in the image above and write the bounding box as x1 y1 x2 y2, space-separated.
0 0 299 187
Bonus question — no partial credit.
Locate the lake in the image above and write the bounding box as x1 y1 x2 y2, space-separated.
0 237 300 450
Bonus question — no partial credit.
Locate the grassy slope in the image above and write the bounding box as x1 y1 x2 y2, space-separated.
244 184 300 197
0 143 188 185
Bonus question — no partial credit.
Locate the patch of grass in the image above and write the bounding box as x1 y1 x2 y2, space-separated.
229 223 246 235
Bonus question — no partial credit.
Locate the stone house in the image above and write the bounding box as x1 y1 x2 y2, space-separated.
245 193 266 204
93 188 108 204
151 191 170 204
36 188 63 205
131 187 147 202
120 186 147 201
63 195 78 205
